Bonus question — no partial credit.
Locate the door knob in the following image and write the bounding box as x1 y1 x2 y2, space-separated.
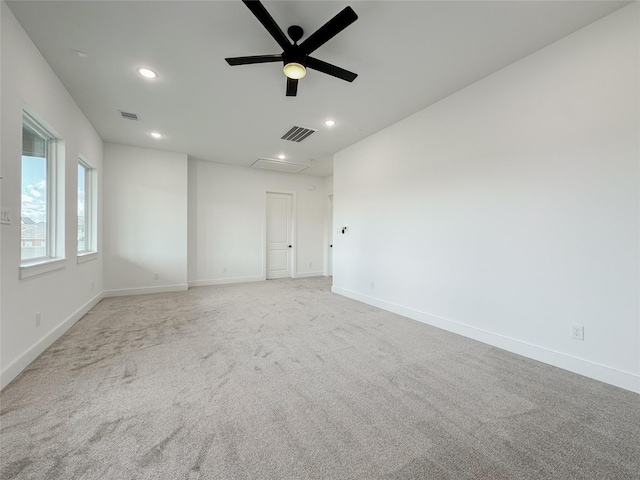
288 245 292 248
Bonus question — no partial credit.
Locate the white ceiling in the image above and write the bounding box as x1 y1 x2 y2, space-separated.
7 0 630 177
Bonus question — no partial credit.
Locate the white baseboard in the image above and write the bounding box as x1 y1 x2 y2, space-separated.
332 286 640 394
188 276 264 287
103 284 189 297
1 292 103 391
295 271 325 278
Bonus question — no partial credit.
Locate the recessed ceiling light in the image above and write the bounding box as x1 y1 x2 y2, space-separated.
150 132 163 139
137 67 158 79
278 154 286 160
324 120 336 127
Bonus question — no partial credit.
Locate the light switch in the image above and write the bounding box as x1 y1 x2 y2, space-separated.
0 208 11 225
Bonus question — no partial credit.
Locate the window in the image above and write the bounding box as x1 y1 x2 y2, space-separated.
77 158 96 256
21 113 65 277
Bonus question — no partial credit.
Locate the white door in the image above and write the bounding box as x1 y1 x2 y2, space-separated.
266 193 293 279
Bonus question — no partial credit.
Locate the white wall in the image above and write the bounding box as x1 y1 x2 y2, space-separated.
103 144 188 295
188 160 327 286
0 2 104 389
333 4 639 393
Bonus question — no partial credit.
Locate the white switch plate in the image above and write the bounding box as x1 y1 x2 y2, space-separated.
0 208 11 225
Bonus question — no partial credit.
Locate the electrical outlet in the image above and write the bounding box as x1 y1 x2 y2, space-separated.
370 281 375 289
223 267 227 273
35 312 41 327
308 262 312 268
153 273 159 280
571 324 584 340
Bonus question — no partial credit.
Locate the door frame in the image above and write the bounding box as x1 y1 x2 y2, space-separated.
325 194 333 277
264 190 297 279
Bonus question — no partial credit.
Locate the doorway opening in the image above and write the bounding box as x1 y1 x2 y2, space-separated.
327 194 333 277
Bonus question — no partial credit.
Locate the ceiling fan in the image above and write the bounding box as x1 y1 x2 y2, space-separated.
225 0 358 97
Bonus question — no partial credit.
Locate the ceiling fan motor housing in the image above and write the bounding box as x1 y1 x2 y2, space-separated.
283 47 306 67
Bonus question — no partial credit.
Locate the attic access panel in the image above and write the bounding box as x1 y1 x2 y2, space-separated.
251 158 309 174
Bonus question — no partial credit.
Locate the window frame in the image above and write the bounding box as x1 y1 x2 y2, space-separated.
20 112 66 278
77 156 98 262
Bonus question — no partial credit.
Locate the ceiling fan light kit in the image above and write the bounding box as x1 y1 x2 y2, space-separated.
283 62 306 80
225 0 358 97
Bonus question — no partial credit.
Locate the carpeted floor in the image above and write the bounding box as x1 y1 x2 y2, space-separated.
1 277 639 479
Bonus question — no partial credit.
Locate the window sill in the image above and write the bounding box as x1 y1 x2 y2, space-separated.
20 258 67 279
77 251 98 264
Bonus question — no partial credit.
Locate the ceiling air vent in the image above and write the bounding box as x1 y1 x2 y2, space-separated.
281 126 317 143
119 111 139 121
251 158 309 174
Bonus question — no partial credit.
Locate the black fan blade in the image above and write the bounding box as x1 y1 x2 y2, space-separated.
306 57 357 82
242 0 291 51
286 78 298 96
226 54 282 66
299 6 357 55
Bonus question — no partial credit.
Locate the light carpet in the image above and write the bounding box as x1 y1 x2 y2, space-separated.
1 277 639 479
